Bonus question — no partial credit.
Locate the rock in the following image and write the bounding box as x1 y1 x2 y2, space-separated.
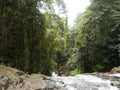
111 81 120 87
0 65 24 78
0 76 11 90
111 66 120 73
12 77 23 86
15 71 24 76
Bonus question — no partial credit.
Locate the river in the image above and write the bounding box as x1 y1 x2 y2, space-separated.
44 72 120 90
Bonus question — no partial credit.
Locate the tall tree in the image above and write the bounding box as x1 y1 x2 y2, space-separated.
74 0 120 72
0 0 67 75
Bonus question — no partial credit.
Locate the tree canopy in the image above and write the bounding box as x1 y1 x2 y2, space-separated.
0 0 119 76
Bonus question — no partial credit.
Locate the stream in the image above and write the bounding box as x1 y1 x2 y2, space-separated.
44 72 120 90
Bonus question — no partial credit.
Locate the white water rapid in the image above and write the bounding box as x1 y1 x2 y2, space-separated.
110 73 120 77
48 73 119 90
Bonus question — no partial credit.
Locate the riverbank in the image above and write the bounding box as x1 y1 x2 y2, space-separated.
0 65 120 90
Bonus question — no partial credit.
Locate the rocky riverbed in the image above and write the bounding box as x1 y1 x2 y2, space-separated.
0 65 120 90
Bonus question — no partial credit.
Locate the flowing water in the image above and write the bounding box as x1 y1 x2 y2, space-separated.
45 72 119 90
110 73 120 77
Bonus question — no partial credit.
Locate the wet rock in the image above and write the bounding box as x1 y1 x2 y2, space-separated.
90 73 120 89
111 81 120 87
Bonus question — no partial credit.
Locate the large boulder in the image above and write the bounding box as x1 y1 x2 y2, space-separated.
0 65 24 90
0 65 24 78
0 65 54 90
111 66 120 73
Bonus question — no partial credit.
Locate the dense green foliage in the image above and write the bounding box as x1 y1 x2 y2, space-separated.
72 0 120 73
0 0 67 75
0 0 119 76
